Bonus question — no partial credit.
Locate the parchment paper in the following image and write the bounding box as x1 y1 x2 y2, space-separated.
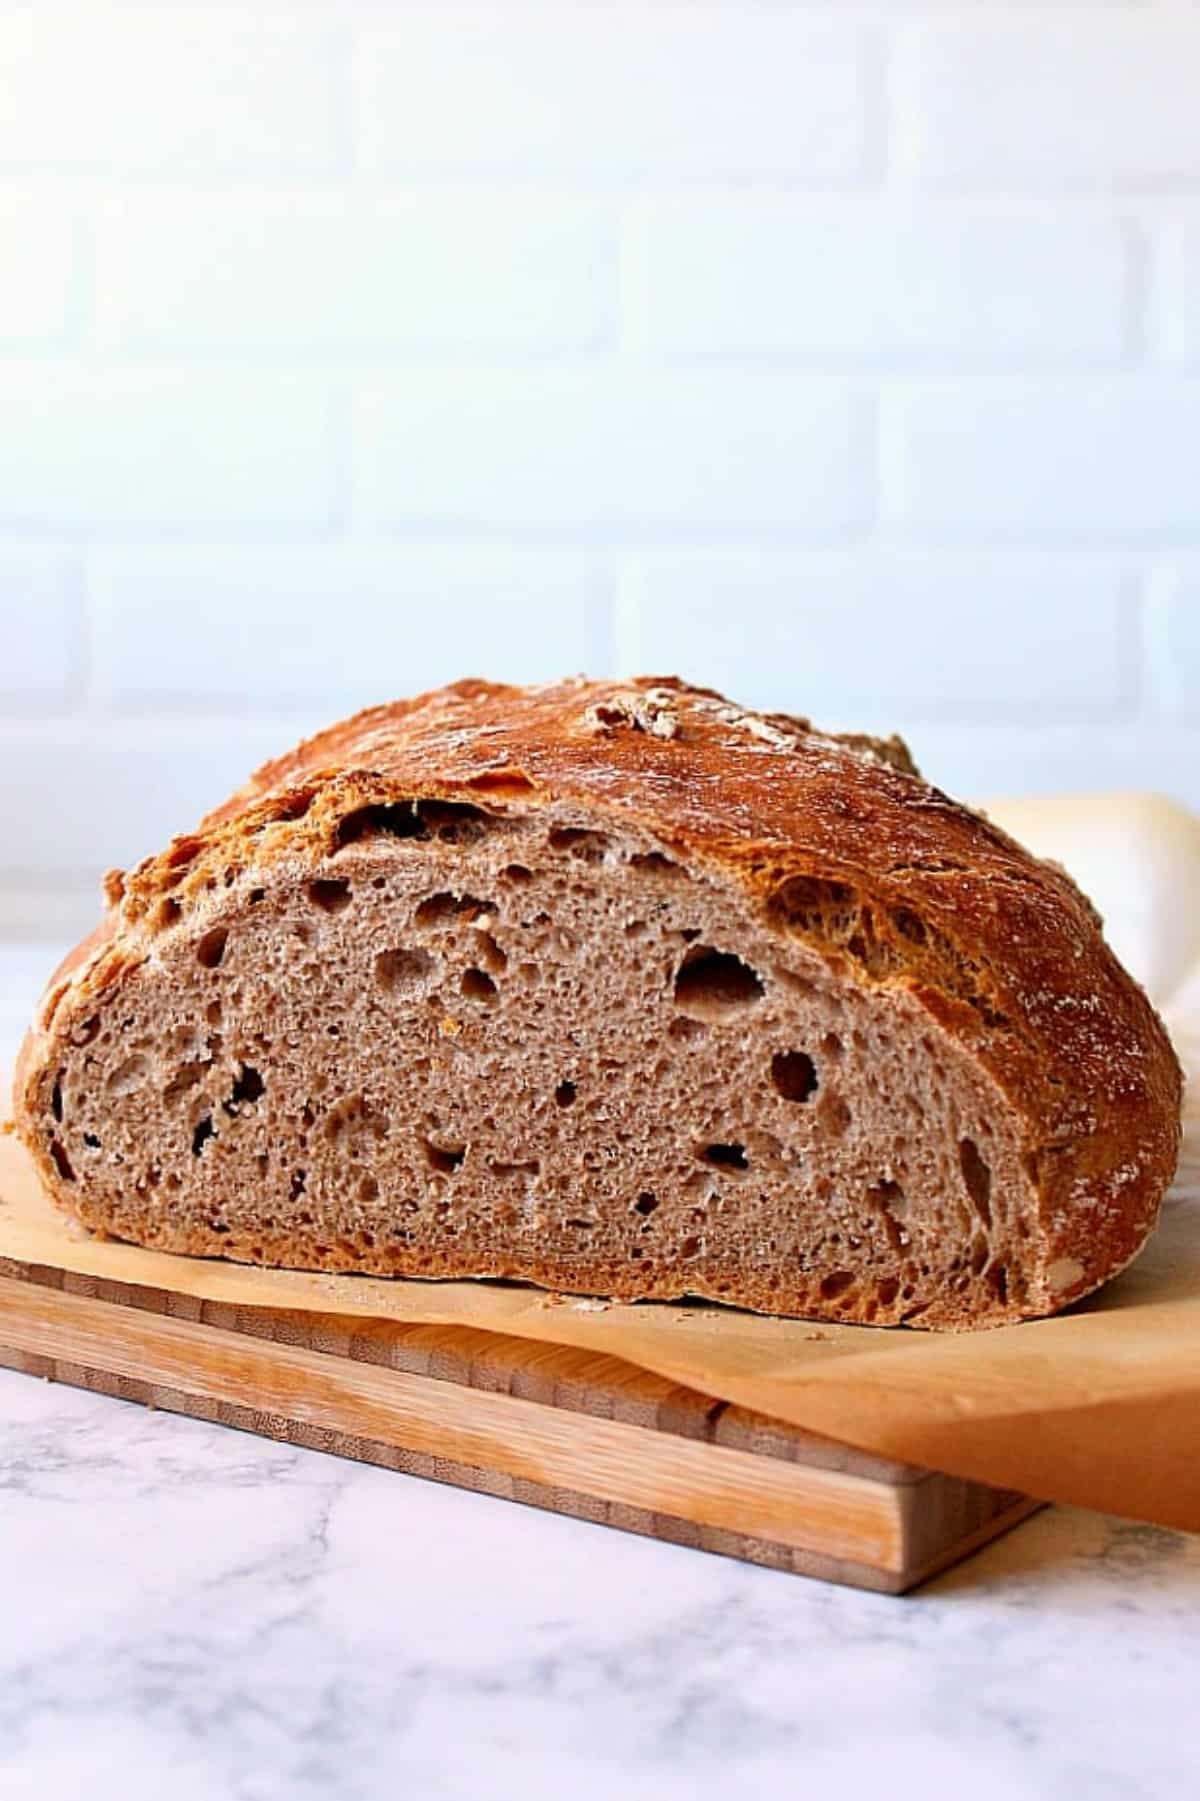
4 794 1198 1531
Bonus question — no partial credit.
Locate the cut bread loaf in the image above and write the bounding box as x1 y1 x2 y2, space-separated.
13 677 1182 1330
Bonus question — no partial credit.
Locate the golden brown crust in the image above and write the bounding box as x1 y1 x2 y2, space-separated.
14 676 1183 1323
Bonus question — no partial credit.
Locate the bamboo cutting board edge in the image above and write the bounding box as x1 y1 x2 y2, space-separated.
0 1257 1040 1593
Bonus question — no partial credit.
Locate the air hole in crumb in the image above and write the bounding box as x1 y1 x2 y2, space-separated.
71 1016 100 1047
971 1238 989 1276
375 946 436 995
414 891 492 927
422 1137 465 1175
634 1192 659 1216
554 1081 577 1108
307 878 351 914
51 1077 63 1122
460 966 498 1004
548 826 611 863
249 887 265 904
501 864 532 885
196 926 228 969
156 898 182 930
83 1131 100 1149
821 1032 844 1061
680 1236 703 1261
163 1061 204 1106
269 789 314 824
673 947 764 1018
191 1115 214 1156
959 1137 992 1226
289 1170 307 1201
867 1179 907 1251
820 1270 855 1300
336 798 489 850
702 1142 749 1172
668 1016 707 1044
359 1174 379 1204
877 1277 900 1307
629 851 685 879
107 1054 150 1099
986 1262 1008 1305
624 920 646 938
228 1065 265 1108
771 1050 818 1103
890 907 927 945
335 803 425 847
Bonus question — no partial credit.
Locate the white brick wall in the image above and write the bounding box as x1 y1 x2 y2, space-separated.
0 370 336 531
881 381 1200 534
1 1 1198 943
88 548 610 707
629 201 1132 361
898 23 1200 187
94 192 615 353
0 191 79 345
616 554 1132 716
353 12 870 179
352 370 871 530
1 12 339 171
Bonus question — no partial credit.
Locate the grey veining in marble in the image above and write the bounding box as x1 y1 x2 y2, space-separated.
2 1368 1199 1801
3 948 1199 1801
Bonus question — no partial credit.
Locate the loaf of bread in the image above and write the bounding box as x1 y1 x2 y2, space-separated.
13 677 1182 1330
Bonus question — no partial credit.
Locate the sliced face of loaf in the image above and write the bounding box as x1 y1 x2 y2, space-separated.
14 678 1183 1330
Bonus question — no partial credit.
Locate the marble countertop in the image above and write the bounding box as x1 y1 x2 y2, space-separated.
3 946 1198 1801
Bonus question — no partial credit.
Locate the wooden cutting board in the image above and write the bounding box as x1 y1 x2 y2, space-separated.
0 1249 1037 1593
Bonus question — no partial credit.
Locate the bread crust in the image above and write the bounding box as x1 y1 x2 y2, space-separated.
14 677 1183 1325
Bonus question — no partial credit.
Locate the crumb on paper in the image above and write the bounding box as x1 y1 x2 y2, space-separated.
805 1330 831 1342
536 1292 611 1313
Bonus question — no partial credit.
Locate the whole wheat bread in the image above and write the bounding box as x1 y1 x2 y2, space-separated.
13 677 1182 1330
